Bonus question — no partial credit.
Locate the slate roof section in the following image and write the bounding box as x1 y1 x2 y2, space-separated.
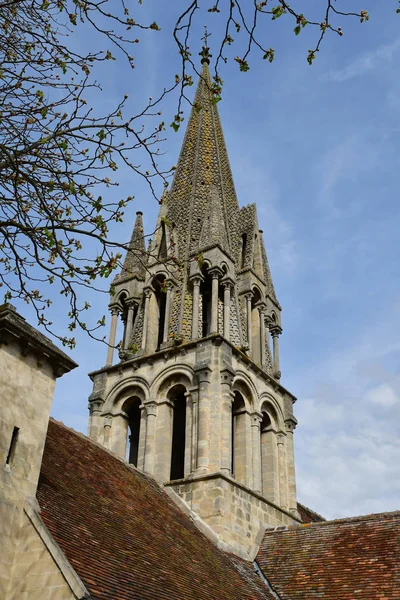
37 419 276 600
256 511 400 599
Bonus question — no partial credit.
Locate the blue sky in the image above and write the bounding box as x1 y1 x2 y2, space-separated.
14 1 400 520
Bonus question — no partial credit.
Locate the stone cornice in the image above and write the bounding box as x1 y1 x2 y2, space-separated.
89 333 296 404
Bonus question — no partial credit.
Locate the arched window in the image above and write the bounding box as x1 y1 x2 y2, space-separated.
200 266 212 337
251 287 262 364
232 392 247 483
147 275 167 352
169 385 187 481
260 406 279 503
241 233 247 269
122 397 142 467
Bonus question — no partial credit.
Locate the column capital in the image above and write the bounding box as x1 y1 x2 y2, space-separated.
143 400 157 416
285 417 298 433
109 305 120 316
209 266 223 279
194 362 212 384
257 302 267 315
270 325 282 337
88 398 103 414
190 273 204 286
221 277 234 290
143 287 152 299
244 291 253 301
250 411 263 427
220 366 235 387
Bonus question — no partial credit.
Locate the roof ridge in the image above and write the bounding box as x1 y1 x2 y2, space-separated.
263 509 400 534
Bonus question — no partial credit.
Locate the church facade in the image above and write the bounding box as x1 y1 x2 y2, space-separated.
87 54 300 557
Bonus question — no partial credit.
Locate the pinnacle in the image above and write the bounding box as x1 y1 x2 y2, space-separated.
114 210 146 282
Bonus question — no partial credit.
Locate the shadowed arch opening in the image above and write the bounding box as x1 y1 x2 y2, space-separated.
168 384 187 481
147 274 167 352
122 396 142 466
251 287 262 364
200 265 212 337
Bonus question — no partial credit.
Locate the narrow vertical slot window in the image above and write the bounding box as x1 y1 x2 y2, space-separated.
6 426 19 466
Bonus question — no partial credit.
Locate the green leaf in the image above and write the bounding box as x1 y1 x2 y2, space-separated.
294 25 301 36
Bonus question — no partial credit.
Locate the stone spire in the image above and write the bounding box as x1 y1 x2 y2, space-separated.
115 211 146 282
166 60 239 263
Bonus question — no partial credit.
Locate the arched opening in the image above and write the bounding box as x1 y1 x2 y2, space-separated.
231 391 247 483
169 385 187 481
200 266 212 337
158 221 167 259
122 397 142 466
260 405 279 503
147 274 167 352
241 233 247 268
251 287 262 364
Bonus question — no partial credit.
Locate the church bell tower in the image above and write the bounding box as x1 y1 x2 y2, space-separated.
88 47 301 558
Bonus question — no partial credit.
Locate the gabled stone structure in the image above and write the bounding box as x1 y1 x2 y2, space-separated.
88 50 300 558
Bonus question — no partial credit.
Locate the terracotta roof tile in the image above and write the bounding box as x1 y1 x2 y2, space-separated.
37 419 275 600
256 511 400 599
297 502 325 523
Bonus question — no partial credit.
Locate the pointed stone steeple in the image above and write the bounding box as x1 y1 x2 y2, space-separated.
115 211 146 283
89 48 300 559
166 60 238 263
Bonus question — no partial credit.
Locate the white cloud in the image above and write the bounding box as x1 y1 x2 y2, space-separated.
295 306 400 520
365 383 399 408
323 38 400 82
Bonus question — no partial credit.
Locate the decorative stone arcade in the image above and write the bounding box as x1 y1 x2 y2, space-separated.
87 49 300 560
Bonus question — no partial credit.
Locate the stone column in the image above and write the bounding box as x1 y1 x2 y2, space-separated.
220 369 235 473
251 412 262 493
277 432 288 510
189 387 199 472
88 399 103 441
123 302 136 350
141 289 151 351
265 318 271 360
285 418 298 515
222 281 231 341
245 293 253 353
143 401 157 475
195 365 212 472
137 404 147 470
163 282 173 344
271 327 282 379
210 271 220 333
184 392 193 477
259 305 266 368
103 415 112 449
191 276 202 339
106 308 119 366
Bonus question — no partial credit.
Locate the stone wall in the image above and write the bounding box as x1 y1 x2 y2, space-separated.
168 473 299 560
7 511 75 600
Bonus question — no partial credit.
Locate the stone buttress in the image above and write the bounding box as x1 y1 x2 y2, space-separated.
88 51 300 559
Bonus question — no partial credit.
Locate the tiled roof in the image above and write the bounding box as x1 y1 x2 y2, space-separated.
37 419 275 600
256 511 400 599
296 502 325 523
